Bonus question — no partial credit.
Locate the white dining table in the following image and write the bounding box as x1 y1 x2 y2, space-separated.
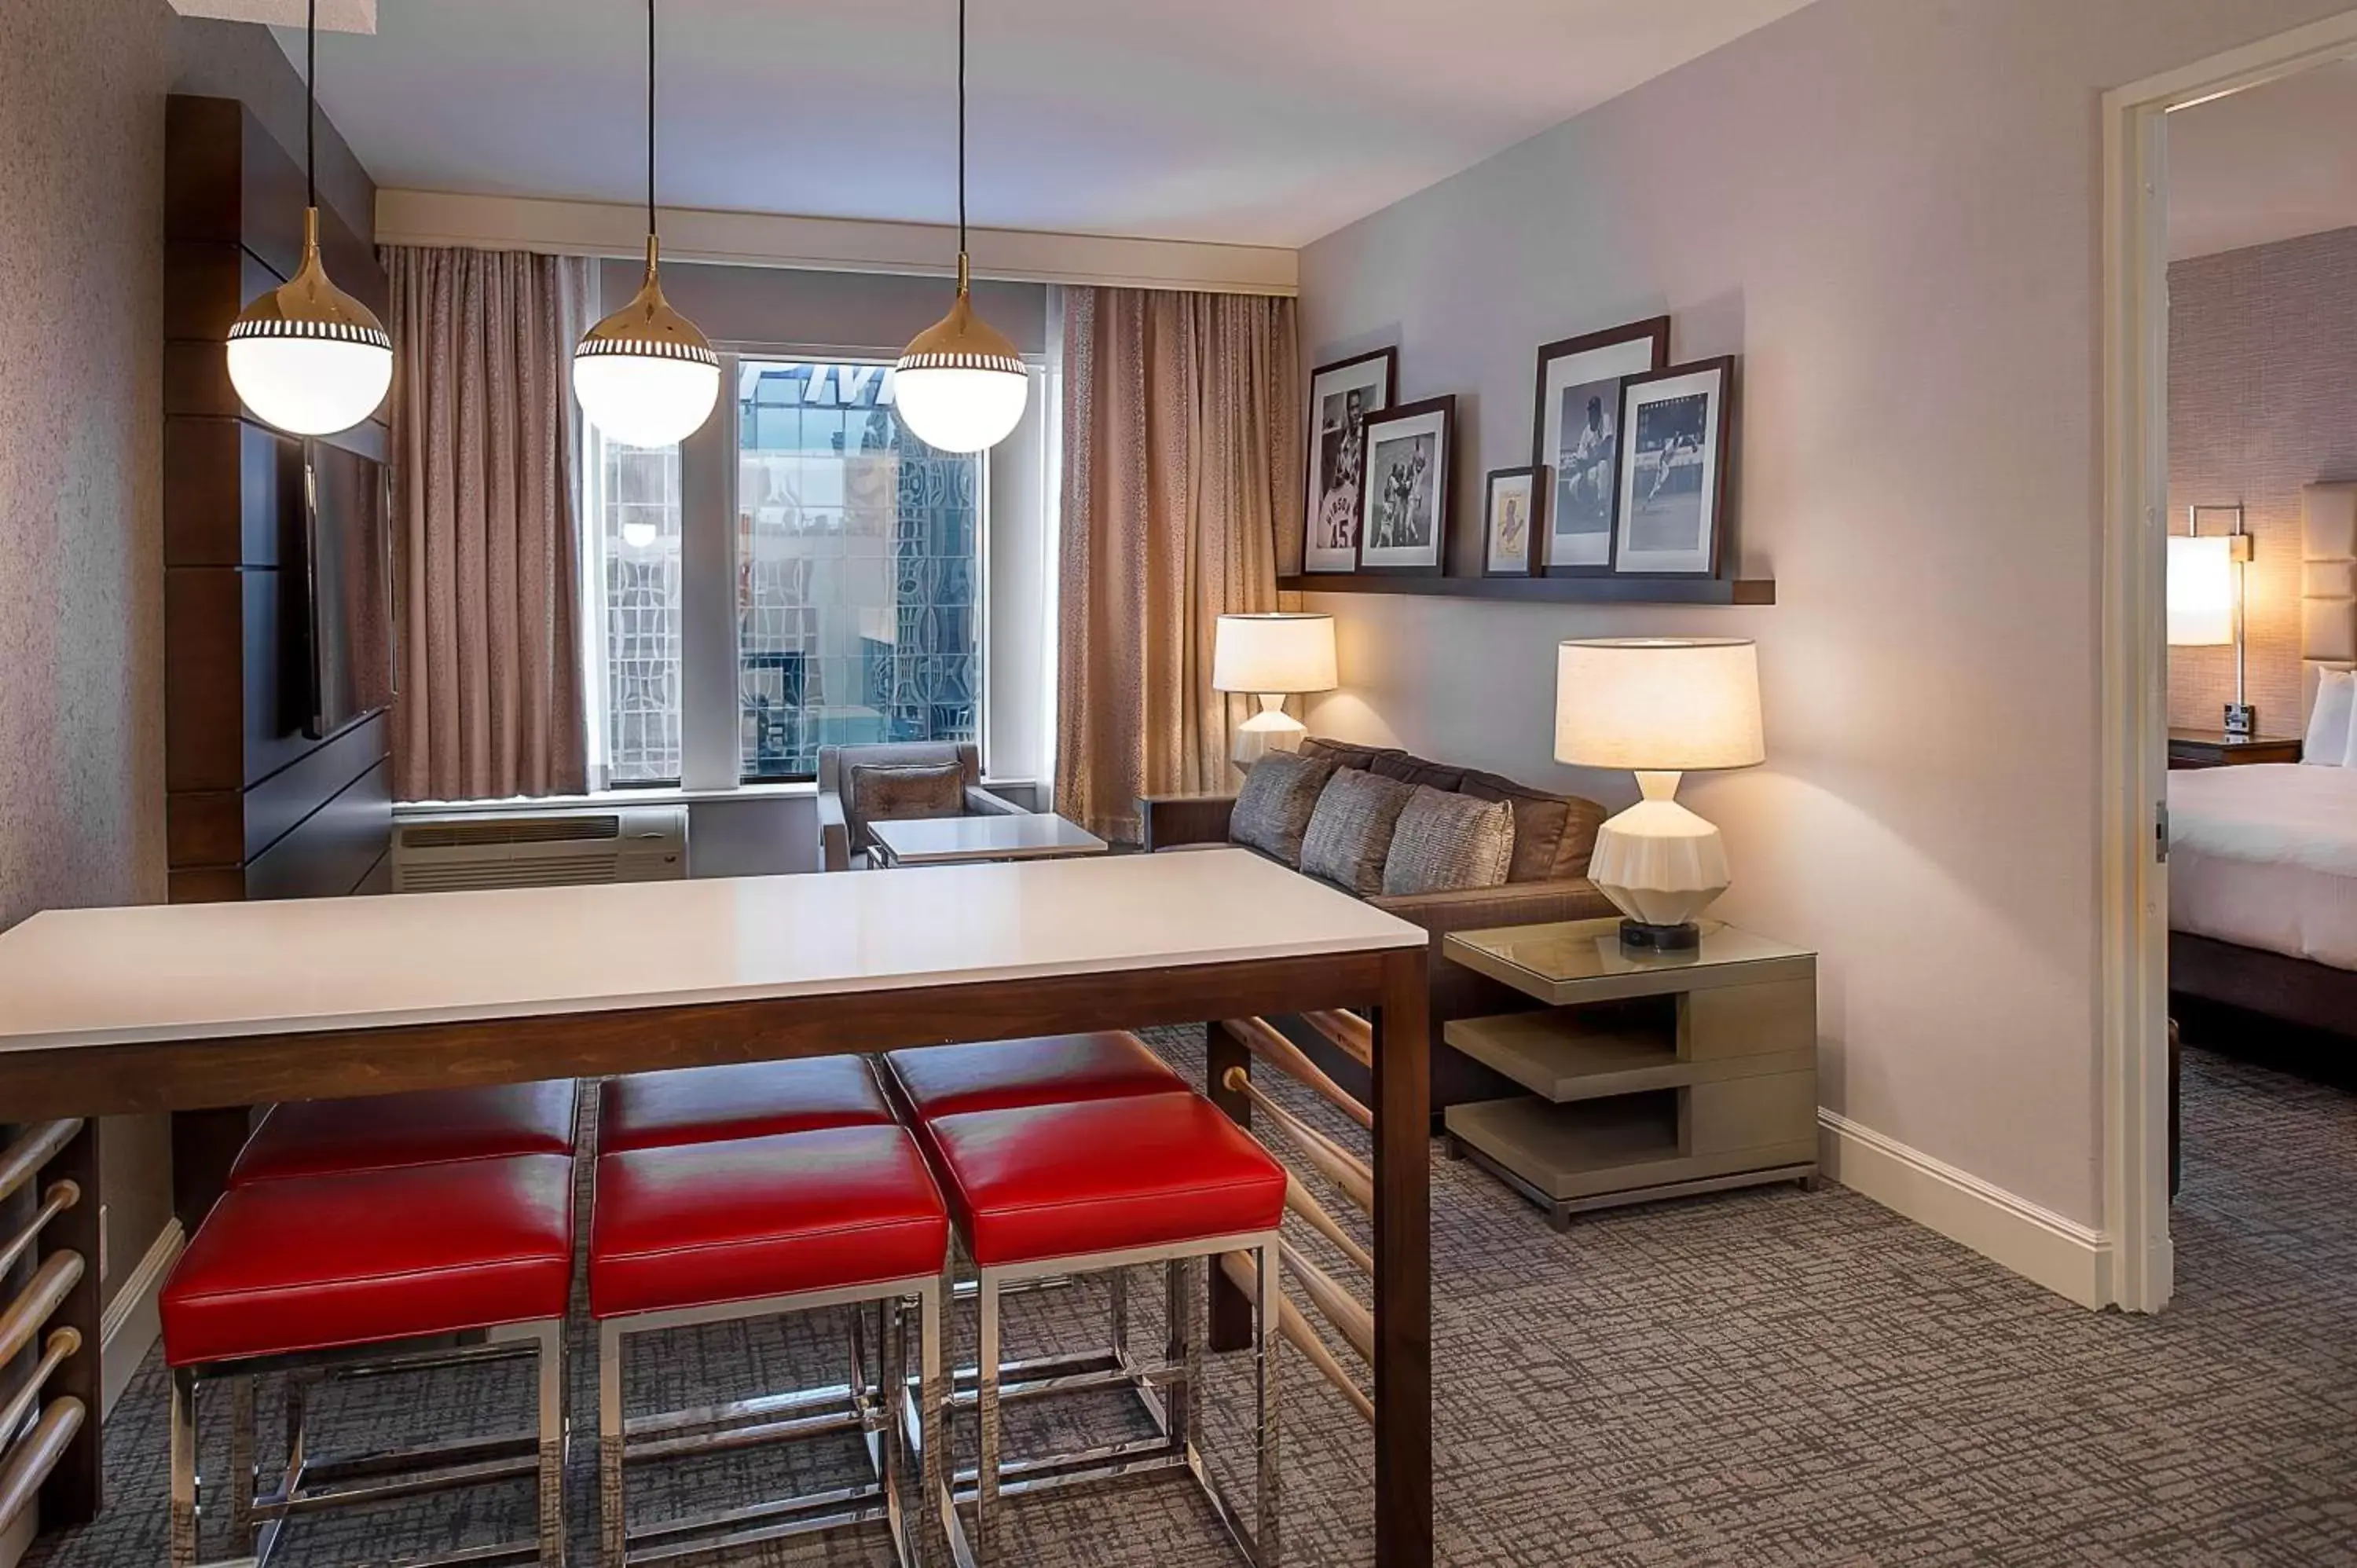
0 848 1436 1566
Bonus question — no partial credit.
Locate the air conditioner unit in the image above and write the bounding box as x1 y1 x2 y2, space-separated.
391 806 688 893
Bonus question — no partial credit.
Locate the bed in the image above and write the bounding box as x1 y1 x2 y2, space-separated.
2168 482 2357 1031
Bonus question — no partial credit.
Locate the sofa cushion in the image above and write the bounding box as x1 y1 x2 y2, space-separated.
1370 753 1466 793
1382 787 1516 896
1229 751 1336 866
847 761 966 852
1458 769 1604 882
1298 738 1400 772
1297 768 1417 896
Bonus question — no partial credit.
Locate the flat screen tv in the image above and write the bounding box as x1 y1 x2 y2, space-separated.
300 439 395 740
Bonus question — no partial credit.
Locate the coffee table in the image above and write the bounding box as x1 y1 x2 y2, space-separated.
867 812 1109 868
1440 917 1820 1229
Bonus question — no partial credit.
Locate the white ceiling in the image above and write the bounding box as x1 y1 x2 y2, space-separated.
279 0 1815 248
2169 56 2357 260
172 0 373 32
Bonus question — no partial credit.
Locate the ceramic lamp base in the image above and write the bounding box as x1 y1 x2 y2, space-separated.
1231 696 1307 768
1587 771 1730 935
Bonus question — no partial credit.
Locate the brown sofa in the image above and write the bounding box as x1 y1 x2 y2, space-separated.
1138 737 1616 1121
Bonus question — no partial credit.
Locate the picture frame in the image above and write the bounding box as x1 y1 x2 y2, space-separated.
1483 466 1546 577
1613 357 1736 577
1355 395 1456 577
1529 317 1670 575
1302 346 1398 573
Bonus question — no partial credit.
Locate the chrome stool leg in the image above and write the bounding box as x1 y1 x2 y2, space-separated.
598 1317 626 1568
975 1270 1003 1566
168 1368 200 1568
1253 1238 1281 1568
1165 1255 1197 1453
534 1322 566 1568
926 1266 957 1568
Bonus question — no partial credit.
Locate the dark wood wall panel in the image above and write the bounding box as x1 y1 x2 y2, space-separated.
164 94 391 909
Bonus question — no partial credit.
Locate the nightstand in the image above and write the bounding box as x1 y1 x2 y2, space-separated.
2167 728 2302 769
1439 918 1819 1229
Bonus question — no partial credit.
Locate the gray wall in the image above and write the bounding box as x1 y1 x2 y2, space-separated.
1296 0 2357 1229
0 0 377 1323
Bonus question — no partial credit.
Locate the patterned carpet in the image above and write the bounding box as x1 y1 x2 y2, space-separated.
25 1031 2357 1568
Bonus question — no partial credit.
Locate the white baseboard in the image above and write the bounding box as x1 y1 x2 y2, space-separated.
1819 1111 2113 1309
101 1221 184 1419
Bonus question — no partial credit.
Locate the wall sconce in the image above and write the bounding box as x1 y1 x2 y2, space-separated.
2168 504 2255 735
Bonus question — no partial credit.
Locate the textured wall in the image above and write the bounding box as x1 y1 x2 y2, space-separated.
2167 226 2357 736
1298 0 2357 1230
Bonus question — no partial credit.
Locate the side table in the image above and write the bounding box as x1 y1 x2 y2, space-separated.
1440 918 1820 1229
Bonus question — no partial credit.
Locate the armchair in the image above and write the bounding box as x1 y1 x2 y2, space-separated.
816 742 1027 870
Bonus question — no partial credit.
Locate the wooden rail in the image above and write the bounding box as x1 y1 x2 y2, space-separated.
0 1122 80 1210
0 1116 101 1533
1222 1066 1374 1214
0 1399 86 1538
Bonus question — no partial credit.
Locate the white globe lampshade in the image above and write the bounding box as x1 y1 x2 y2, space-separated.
893 269 1028 454
229 335 394 438
574 239 720 449
573 351 720 450
893 364 1028 454
226 208 393 438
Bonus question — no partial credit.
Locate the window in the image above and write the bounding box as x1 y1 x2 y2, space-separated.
735 360 983 782
587 437 683 786
581 357 1001 791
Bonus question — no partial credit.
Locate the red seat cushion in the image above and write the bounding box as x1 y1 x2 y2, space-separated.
599 1057 895 1153
926 1092 1285 1268
227 1081 577 1187
591 1126 949 1319
885 1032 1185 1122
163 1155 574 1368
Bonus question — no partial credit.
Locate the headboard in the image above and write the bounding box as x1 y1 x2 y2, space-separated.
2304 482 2357 725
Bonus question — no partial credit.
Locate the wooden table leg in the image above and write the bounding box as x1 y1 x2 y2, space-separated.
1205 1020 1254 1351
1373 947 1431 1568
38 1118 102 1527
172 1106 249 1232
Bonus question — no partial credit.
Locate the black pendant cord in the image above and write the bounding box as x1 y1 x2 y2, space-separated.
306 0 317 211
957 0 967 259
647 0 658 239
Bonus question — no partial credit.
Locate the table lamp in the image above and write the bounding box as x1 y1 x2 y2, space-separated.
1555 637 1765 951
1213 613 1340 767
2168 507 2255 735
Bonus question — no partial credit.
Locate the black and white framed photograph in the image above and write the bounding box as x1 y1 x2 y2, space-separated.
1356 395 1455 576
1483 466 1545 577
1614 357 1735 577
1530 317 1668 574
1303 347 1397 573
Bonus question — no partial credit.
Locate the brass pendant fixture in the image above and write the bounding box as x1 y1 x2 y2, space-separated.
571 0 720 449
225 0 392 438
893 0 1028 454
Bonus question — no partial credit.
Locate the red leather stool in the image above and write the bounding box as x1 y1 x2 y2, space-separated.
226 1079 578 1186
922 1090 1285 1566
590 1125 951 1568
882 1030 1183 1122
597 1055 894 1152
161 1155 573 1568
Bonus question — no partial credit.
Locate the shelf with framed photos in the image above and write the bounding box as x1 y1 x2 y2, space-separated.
1278 573 1775 606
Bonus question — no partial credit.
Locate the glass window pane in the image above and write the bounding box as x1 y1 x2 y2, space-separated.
594 435 684 786
737 359 982 782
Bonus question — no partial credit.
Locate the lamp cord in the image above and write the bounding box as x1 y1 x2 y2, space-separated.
957 0 967 258
647 0 658 238
306 0 317 211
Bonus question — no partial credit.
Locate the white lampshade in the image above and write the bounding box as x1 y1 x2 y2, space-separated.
2167 534 2235 647
1556 638 1765 772
226 209 392 438
573 350 720 449
1213 614 1340 694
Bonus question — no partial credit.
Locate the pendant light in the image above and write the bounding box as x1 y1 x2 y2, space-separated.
893 0 1028 455
225 0 394 438
572 0 720 449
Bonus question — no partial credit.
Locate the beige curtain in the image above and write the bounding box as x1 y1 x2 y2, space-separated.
384 246 590 801
1055 288 1302 842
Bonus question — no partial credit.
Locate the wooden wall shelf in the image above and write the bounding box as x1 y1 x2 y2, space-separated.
1278 574 1774 606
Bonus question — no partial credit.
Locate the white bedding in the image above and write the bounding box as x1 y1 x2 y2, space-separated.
2168 763 2357 970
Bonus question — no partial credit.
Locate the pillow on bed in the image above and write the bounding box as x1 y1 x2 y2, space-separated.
2307 669 2355 766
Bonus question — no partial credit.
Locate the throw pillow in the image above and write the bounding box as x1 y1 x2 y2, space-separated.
1381 786 1516 896
847 761 966 850
2308 667 2354 765
1228 751 1336 866
1459 770 1602 882
1298 768 1418 896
